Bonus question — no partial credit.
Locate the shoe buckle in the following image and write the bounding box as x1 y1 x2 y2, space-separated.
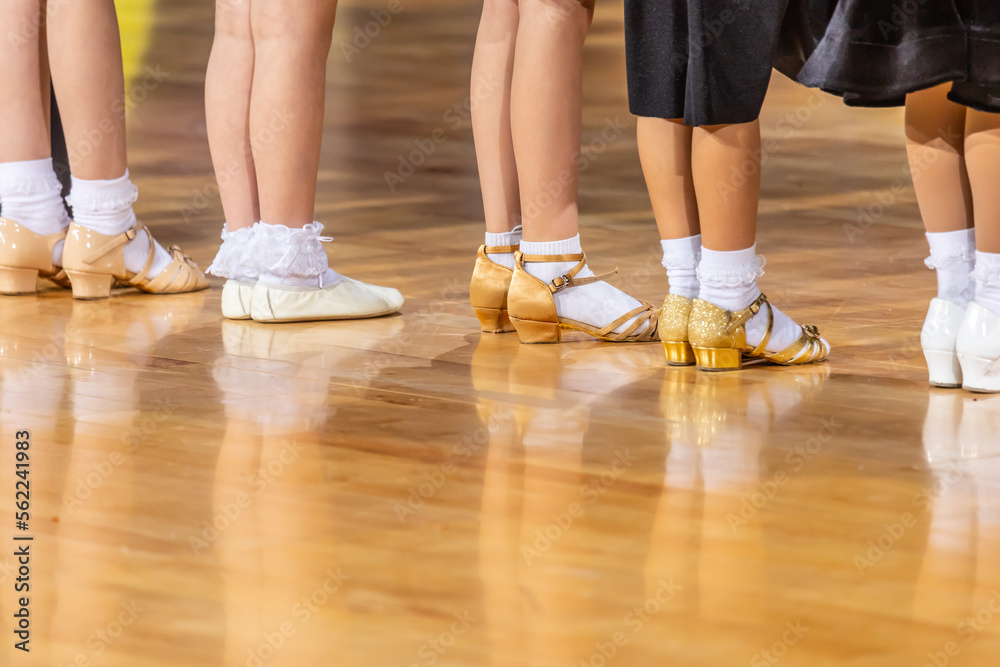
551 275 572 293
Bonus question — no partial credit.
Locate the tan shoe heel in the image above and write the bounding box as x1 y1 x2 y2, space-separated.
663 341 695 366
474 306 513 333
693 346 743 372
510 317 561 344
0 267 39 295
67 272 115 300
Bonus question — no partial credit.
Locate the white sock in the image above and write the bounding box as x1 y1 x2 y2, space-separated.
485 225 522 270
207 223 259 281
0 158 71 264
926 228 976 307
247 221 344 288
67 171 172 279
661 234 701 299
973 250 1000 318
520 234 648 336
697 246 806 354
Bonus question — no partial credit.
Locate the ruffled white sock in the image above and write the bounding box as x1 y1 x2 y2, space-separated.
207 223 259 281
973 251 1000 318
697 246 805 354
661 234 701 299
485 225 522 270
926 228 976 307
246 221 344 288
520 234 648 336
0 158 71 264
68 171 172 279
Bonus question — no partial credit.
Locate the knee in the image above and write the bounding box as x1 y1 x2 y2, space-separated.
215 0 253 41
251 1 337 48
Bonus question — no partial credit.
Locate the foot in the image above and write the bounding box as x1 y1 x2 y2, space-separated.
250 273 403 323
921 298 966 388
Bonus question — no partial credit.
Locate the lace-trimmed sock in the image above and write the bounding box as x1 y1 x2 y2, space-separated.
485 224 522 270
697 246 805 354
661 234 701 299
245 221 343 288
973 251 1000 318
207 223 259 281
68 170 173 279
926 228 976 307
0 158 71 264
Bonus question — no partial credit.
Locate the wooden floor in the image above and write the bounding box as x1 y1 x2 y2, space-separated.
3 1 1000 665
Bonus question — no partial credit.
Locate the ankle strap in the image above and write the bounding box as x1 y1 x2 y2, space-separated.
485 244 519 254
82 221 146 265
518 251 618 293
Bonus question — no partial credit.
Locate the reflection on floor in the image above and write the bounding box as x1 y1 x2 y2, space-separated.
2 0 1000 665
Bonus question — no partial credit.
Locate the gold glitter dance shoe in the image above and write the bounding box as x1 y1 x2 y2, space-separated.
687 293 829 371
659 294 695 366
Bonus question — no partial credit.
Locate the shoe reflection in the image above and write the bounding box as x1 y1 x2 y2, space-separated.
474 338 663 667
211 320 343 667
914 390 1000 658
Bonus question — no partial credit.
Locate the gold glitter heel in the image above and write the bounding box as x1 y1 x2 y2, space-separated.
659 294 696 366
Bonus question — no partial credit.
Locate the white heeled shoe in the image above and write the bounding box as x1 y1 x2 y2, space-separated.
956 302 1000 393
249 276 403 323
221 280 255 320
921 298 967 388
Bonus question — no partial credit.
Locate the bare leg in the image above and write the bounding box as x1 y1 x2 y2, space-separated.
691 121 760 252
905 85 974 234
0 0 50 163
636 117 700 240
249 0 338 228
965 110 1000 254
46 0 127 179
510 0 594 243
207 0 259 230
472 0 520 234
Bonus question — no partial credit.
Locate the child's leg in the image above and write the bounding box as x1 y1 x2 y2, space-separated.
965 109 1000 311
472 0 520 237
905 85 975 307
507 0 655 339
0 0 69 271
241 0 402 321
48 0 191 289
207 0 259 231
689 120 828 359
248 0 338 228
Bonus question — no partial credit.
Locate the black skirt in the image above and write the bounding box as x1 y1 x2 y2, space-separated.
624 0 835 126
796 0 1000 112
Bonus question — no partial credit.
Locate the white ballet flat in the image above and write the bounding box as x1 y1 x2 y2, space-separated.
221 279 255 320
249 276 403 324
921 297 967 388
956 302 1000 394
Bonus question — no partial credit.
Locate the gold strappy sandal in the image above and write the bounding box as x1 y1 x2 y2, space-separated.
62 221 209 299
659 294 696 366
470 244 518 333
688 293 829 371
506 250 659 344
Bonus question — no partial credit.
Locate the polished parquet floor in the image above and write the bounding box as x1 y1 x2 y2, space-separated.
3 1 1000 666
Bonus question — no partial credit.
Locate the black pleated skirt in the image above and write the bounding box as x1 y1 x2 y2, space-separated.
796 0 1000 112
624 0 835 126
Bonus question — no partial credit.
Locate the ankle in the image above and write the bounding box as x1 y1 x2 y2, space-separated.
66 171 138 236
208 223 259 281
973 251 1000 318
245 221 332 284
661 234 701 299
926 229 976 307
484 224 521 270
696 246 763 311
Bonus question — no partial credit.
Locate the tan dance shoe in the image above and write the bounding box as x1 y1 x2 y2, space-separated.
687 293 829 371
0 217 70 295
659 294 696 366
470 244 518 333
62 221 209 299
506 250 659 344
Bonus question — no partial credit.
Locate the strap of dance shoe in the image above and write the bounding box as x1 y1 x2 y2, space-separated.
124 225 159 287
724 293 768 337
519 252 618 294
484 244 518 254
596 305 659 342
82 221 146 265
768 324 825 365
747 299 775 358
